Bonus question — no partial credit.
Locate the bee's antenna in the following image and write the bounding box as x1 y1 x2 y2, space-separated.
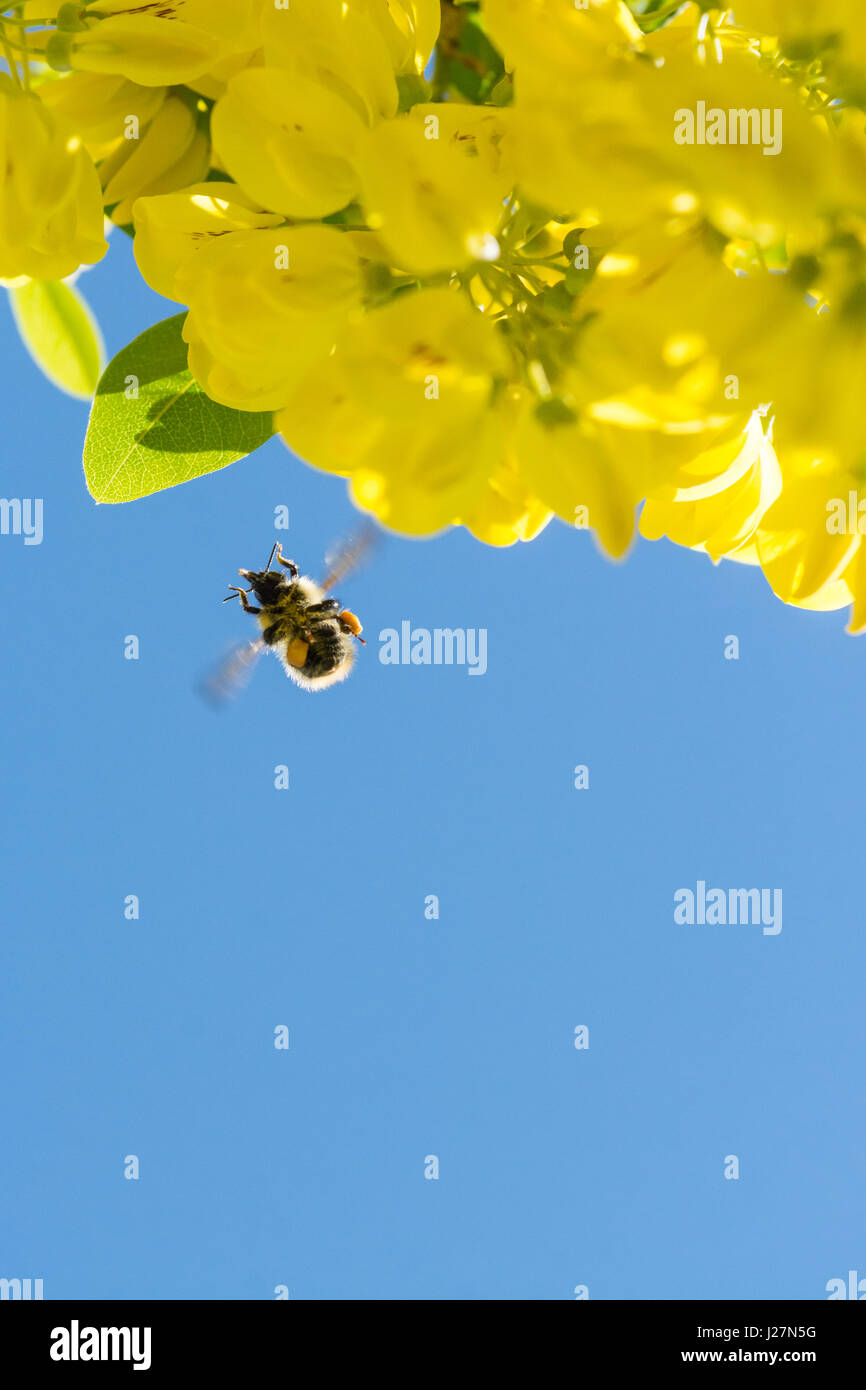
264 542 278 572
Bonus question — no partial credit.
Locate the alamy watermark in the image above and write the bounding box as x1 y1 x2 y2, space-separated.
674 880 782 935
674 102 782 157
379 622 487 675
826 492 866 534
50 1322 151 1371
0 497 42 545
826 1269 866 1299
0 1276 43 1299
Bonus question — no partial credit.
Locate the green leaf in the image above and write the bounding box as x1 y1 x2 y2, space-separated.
8 278 104 399
461 13 505 78
83 313 274 504
450 61 482 101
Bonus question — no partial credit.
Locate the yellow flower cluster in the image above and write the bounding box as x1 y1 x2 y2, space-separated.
5 0 866 627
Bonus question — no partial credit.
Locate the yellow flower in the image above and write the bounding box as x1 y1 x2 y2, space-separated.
355 106 511 274
18 0 866 627
36 72 165 160
513 402 645 559
639 412 782 561
575 226 760 448
37 74 211 224
752 291 866 623
505 223 785 558
211 1 443 220
132 182 283 302
175 225 365 412
211 67 367 219
276 287 516 536
839 545 866 631
355 0 441 76
637 46 836 247
460 452 552 547
411 102 514 182
186 49 265 105
479 1 650 225
0 76 107 280
494 4 836 244
483 0 643 82
732 0 866 67
767 291 866 488
755 454 861 612
260 0 401 125
97 95 209 225
45 0 264 87
37 70 218 223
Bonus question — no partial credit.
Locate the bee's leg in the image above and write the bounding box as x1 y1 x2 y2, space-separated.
306 599 341 615
226 585 261 615
274 545 299 579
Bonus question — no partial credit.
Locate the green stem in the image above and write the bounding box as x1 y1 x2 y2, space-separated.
0 21 20 84
510 265 547 291
0 30 32 52
17 15 29 88
513 255 569 267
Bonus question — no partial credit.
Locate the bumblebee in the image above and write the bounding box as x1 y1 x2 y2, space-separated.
220 540 366 692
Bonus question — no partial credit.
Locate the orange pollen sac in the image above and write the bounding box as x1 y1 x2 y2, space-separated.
340 610 363 637
285 637 310 669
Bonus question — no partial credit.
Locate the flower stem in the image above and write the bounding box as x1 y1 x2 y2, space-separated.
0 21 21 85
17 14 29 88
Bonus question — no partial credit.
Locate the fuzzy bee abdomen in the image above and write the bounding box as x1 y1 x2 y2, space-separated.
299 622 351 679
263 614 354 689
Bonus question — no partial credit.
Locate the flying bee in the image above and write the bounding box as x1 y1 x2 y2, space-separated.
202 531 372 703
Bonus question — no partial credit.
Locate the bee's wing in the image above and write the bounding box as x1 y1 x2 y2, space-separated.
198 638 266 707
320 519 380 594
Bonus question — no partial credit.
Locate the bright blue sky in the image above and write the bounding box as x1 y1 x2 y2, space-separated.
1 231 864 1301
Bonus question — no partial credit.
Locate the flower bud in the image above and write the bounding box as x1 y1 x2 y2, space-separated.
175 225 365 412
0 77 107 280
132 182 283 302
98 95 209 224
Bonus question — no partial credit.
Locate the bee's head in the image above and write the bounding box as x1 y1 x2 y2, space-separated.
239 568 285 605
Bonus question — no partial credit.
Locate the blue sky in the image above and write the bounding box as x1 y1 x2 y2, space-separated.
1 231 864 1300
